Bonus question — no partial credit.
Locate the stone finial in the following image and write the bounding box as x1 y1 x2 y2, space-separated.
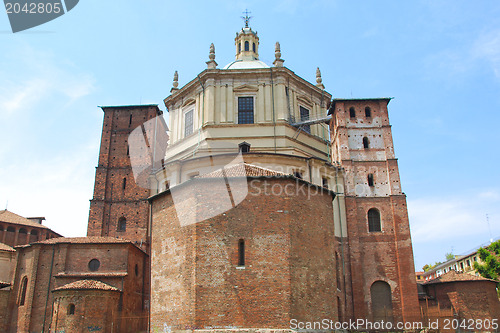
316 67 325 90
206 43 218 69
273 41 285 67
171 71 179 93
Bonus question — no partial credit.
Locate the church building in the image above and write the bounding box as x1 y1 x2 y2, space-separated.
0 16 419 333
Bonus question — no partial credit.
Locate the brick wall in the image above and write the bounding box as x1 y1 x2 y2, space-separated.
151 177 340 331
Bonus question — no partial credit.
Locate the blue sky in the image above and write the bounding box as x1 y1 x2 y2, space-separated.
1 0 499 270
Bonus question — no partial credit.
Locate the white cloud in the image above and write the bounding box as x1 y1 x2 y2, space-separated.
473 28 500 78
408 190 500 243
0 45 96 119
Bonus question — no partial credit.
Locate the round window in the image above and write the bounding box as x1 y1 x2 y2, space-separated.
88 259 100 272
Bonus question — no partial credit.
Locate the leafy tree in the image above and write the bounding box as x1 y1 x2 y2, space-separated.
445 252 454 261
473 240 500 281
422 262 442 272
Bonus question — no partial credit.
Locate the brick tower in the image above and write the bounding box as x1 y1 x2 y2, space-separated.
87 104 166 253
329 98 419 323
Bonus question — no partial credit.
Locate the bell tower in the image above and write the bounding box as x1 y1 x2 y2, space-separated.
329 98 419 323
234 10 259 61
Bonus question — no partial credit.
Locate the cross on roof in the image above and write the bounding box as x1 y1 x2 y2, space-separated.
241 9 252 28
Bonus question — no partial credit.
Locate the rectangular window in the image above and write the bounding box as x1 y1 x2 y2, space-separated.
238 97 254 124
238 239 245 266
299 106 310 133
184 110 193 137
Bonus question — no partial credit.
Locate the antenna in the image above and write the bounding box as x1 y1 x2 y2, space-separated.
5 200 7 210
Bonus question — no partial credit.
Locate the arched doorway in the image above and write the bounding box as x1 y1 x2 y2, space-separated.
370 280 393 322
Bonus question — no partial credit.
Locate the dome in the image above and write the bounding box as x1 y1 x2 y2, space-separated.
223 59 270 70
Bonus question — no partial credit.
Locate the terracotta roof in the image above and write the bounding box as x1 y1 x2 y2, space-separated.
0 209 49 229
53 279 120 292
196 163 287 179
34 236 133 245
55 272 128 278
0 280 10 288
0 242 15 252
425 270 496 284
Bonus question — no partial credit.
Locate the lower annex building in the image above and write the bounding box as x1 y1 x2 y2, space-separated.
1 20 420 332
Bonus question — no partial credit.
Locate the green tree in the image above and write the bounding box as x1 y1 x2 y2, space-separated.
422 262 442 272
445 252 455 261
473 240 500 280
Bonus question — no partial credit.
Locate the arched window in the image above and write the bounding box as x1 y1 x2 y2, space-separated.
371 281 393 322
365 107 371 118
244 41 249 51
238 43 241 53
368 208 381 232
238 239 245 266
349 107 356 118
363 137 370 149
118 217 126 232
67 303 75 315
122 177 127 190
367 174 374 187
19 276 28 306
135 264 139 276
252 42 256 52
129 114 133 127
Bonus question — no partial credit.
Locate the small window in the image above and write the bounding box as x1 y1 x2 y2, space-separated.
293 171 303 179
238 43 241 53
122 177 127 190
368 208 381 232
30 230 38 236
363 137 369 149
88 259 100 272
184 109 193 137
126 145 129 156
118 217 126 232
238 97 254 124
252 42 256 52
466 259 470 267
367 174 374 187
322 178 328 189
19 277 28 306
135 264 139 276
129 114 133 127
239 142 251 153
244 41 249 51
299 106 311 134
68 304 75 315
460 262 464 270
349 107 356 118
238 239 245 266
365 107 371 118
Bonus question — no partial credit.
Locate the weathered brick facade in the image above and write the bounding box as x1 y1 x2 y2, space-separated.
87 104 167 254
329 98 420 323
6 238 148 333
150 176 340 331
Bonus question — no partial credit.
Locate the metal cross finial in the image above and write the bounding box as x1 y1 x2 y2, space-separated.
241 9 252 28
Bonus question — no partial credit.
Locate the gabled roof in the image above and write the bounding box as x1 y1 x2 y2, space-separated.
0 209 49 229
0 242 15 252
425 270 496 284
53 279 120 292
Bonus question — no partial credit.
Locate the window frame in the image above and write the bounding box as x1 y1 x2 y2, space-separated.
183 108 194 137
299 105 311 134
237 96 255 124
368 208 382 232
